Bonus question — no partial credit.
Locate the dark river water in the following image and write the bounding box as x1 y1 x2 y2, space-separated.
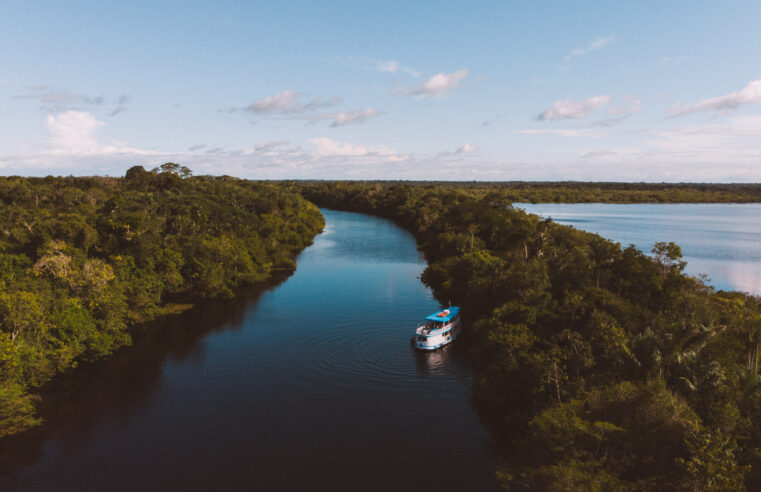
0 209 498 491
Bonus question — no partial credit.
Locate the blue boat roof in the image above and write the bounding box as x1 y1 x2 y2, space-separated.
425 306 460 323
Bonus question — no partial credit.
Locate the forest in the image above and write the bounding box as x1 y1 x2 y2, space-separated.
297 180 761 203
0 165 324 440
296 181 761 491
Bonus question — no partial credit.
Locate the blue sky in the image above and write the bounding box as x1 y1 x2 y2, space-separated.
2 1 761 181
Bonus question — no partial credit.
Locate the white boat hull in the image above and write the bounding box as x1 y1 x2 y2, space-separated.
414 319 462 350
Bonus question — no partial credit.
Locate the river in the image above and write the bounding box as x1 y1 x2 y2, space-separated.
0 209 498 491
517 203 761 296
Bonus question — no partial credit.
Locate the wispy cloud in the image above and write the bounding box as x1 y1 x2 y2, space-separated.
519 128 603 138
188 143 207 152
581 150 618 159
669 75 761 117
607 95 641 116
15 85 104 111
562 36 614 63
229 90 379 127
402 69 468 99
226 90 381 128
536 95 612 120
110 93 131 117
329 56 421 77
329 108 382 127
455 143 477 154
235 90 343 114
254 140 290 152
308 137 402 160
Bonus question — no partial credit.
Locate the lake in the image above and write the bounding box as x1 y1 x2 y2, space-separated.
517 203 761 296
0 210 498 491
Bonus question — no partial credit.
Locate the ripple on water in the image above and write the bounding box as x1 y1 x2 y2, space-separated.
1 209 498 492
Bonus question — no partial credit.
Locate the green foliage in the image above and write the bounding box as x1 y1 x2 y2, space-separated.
0 383 41 439
0 168 323 438
292 180 761 203
296 181 761 490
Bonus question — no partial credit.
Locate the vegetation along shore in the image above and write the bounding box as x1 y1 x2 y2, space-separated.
296 181 761 204
297 181 761 490
0 165 323 441
4 172 761 490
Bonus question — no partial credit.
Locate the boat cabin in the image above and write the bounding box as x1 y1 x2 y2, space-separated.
420 307 460 334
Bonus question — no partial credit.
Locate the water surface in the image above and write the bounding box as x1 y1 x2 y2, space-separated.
517 203 761 296
1 209 497 491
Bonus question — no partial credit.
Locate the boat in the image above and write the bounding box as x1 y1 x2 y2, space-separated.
414 306 461 350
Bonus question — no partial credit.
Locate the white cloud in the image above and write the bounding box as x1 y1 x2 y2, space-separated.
562 36 614 62
44 110 156 156
669 75 761 117
46 111 105 153
308 137 400 158
244 90 298 113
231 91 379 127
607 95 641 116
455 143 477 154
370 59 420 77
330 108 381 127
536 95 612 120
405 69 468 99
519 128 604 138
328 56 421 77
241 90 342 114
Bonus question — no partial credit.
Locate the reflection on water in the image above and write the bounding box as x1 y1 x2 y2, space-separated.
518 203 761 296
1 209 497 491
0 291 264 471
414 344 469 377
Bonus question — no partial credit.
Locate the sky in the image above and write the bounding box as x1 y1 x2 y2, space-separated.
2 1 761 181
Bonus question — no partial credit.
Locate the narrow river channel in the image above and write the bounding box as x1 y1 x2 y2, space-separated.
1 209 498 491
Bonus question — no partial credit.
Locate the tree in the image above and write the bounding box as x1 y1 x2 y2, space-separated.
652 241 686 275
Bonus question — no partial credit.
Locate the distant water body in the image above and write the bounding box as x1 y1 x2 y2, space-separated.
517 203 761 296
1 210 498 491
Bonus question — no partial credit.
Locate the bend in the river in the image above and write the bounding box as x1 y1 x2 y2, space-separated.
0 209 498 492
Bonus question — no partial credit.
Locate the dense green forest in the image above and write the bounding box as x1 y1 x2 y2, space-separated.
297 180 761 203
296 181 761 490
0 165 323 439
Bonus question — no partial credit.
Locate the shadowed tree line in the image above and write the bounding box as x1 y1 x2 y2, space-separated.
0 165 323 439
294 180 761 203
296 181 761 491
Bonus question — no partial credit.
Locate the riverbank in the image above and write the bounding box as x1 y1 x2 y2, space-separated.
1 209 498 491
297 181 761 490
0 167 324 441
